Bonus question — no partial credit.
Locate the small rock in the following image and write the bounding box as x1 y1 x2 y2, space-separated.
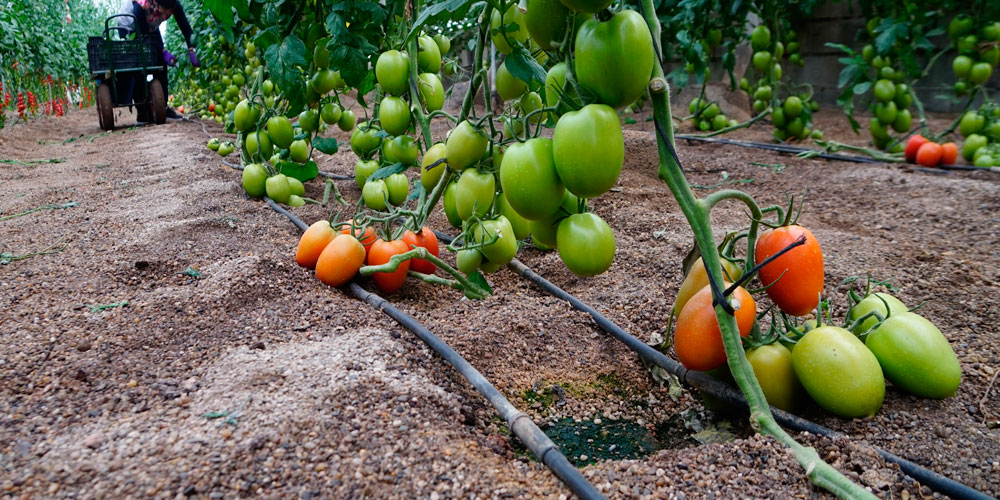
182 377 198 392
83 433 103 449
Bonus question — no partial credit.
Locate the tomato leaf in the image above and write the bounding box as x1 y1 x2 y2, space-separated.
505 44 546 88
277 160 319 182
465 271 492 299
264 35 307 115
253 27 280 53
313 137 339 155
406 180 424 203
405 0 475 48
368 163 407 182
204 0 235 26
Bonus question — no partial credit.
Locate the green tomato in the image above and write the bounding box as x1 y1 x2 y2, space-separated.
574 10 654 109
959 111 985 137
957 34 979 54
443 181 463 228
552 104 624 198
338 109 356 132
878 65 895 80
751 51 772 73
376 50 410 96
289 139 310 163
362 179 389 211
892 108 912 134
948 14 974 38
456 249 483 274
354 159 379 189
245 130 273 159
420 143 448 191
472 216 517 266
976 154 995 167
982 46 1000 67
287 195 306 207
455 168 495 220
783 96 803 118
874 101 897 125
265 174 291 204
267 116 294 149
242 163 268 197
298 109 320 132
982 21 1000 42
498 192 531 240
962 134 988 160
701 102 720 120
262 80 274 96
524 0 570 51
869 117 890 141
544 62 570 116
746 343 804 412
866 312 961 399
518 91 544 124
442 60 458 76
499 137 565 220
351 123 382 158
556 212 615 276
490 4 529 55
311 69 342 95
287 177 305 197
207 137 221 151
750 25 771 51
970 62 992 85
771 62 782 80
313 44 330 69
496 60 528 101
417 73 445 112
753 85 772 102
872 79 895 103
433 33 451 55
953 55 973 78
792 326 885 418
217 141 235 157
385 173 409 206
383 135 419 165
711 114 728 131
986 122 1000 141
446 120 489 170
320 103 342 125
786 117 804 138
848 292 907 335
379 96 411 136
417 36 442 73
893 83 912 109
557 0 612 13
233 99 255 131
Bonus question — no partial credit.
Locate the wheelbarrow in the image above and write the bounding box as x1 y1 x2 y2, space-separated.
86 14 166 130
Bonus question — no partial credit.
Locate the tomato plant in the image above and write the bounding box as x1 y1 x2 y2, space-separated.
792 325 886 418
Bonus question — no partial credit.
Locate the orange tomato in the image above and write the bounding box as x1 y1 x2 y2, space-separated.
904 135 928 163
340 223 377 259
400 227 440 274
940 142 958 165
296 220 337 269
755 225 824 317
674 283 757 371
367 239 411 293
916 142 942 167
315 234 366 287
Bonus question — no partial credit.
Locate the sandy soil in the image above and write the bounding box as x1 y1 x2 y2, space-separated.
0 99 997 500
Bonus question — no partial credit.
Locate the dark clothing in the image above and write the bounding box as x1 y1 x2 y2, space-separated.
115 0 193 112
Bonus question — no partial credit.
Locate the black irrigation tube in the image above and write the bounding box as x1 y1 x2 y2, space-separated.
261 198 606 500
676 134 996 173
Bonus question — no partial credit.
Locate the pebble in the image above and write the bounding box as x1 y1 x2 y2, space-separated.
83 433 103 449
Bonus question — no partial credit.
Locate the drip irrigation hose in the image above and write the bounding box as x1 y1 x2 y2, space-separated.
498 257 995 500
676 134 996 173
261 198 606 500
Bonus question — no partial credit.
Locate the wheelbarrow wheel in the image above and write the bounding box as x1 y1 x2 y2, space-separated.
149 79 166 125
97 83 114 131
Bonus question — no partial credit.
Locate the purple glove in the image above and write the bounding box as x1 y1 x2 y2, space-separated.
188 49 200 68
162 49 177 67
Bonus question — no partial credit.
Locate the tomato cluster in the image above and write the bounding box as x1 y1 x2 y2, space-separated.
687 97 737 133
903 135 958 167
958 103 1000 167
948 17 999 97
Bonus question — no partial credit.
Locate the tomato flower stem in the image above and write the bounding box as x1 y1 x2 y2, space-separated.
359 247 490 299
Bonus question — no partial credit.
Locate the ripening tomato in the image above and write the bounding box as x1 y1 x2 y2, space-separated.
916 142 943 167
296 220 337 269
792 325 885 418
367 239 411 293
866 312 961 399
674 283 756 371
746 343 804 412
314 234 366 287
340 223 377 259
755 225 824 317
672 257 743 316
940 142 958 165
401 227 440 274
904 135 928 162
574 10 654 109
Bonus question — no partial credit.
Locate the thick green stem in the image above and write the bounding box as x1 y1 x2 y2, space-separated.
407 15 433 150
639 0 877 498
359 247 490 299
459 5 493 122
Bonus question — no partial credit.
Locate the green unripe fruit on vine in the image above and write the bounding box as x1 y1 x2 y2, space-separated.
753 85 772 101
875 101 897 124
712 114 728 131
774 41 784 61
771 107 786 128
872 55 886 69
957 34 978 54
892 108 912 133
783 96 803 118
752 51 772 73
873 79 896 102
753 99 767 114
751 25 771 51
702 102 720 120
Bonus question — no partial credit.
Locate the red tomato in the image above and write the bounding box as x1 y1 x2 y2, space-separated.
340 223 377 259
674 284 757 371
315 234 366 287
755 225 824 317
367 239 411 293
940 142 958 165
400 227 440 274
916 142 942 167
904 135 928 162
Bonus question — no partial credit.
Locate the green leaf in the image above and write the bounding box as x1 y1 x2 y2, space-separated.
277 160 319 182
465 271 492 299
313 137 339 155
231 0 250 22
204 0 235 26
405 0 476 48
254 28 280 53
264 35 307 115
406 180 424 203
368 163 407 182
505 44 546 88
852 81 872 95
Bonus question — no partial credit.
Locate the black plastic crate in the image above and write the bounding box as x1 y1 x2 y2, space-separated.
87 34 160 74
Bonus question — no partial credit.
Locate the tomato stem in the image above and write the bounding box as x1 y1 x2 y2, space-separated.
359 246 491 299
